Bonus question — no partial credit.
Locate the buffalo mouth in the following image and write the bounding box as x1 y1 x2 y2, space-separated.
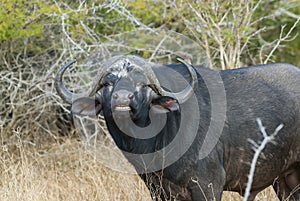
113 104 131 112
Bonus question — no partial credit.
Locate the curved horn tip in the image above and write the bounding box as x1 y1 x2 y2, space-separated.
55 60 77 80
177 57 197 76
61 59 77 71
171 57 198 104
55 59 78 104
177 57 190 66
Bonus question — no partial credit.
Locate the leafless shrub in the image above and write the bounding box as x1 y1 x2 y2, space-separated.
173 1 300 69
0 49 70 146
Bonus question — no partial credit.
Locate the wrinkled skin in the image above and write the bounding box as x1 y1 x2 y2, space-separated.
56 55 300 201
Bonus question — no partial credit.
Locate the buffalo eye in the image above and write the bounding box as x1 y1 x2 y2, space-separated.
103 82 113 87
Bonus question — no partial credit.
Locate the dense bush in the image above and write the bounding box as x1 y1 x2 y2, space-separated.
0 0 299 143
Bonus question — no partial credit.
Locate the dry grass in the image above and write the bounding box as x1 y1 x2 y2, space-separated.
0 139 151 201
222 188 278 201
0 138 279 201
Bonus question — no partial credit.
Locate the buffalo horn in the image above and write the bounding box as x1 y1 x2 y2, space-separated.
55 60 89 103
145 58 198 104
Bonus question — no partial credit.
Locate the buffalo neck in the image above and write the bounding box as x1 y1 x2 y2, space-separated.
104 109 181 154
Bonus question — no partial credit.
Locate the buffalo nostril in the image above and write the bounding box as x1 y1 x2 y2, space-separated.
113 93 118 99
128 93 134 99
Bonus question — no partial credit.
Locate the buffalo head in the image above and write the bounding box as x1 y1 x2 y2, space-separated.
55 55 198 123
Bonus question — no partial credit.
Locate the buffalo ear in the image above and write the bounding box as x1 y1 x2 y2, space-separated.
151 96 180 112
71 96 102 116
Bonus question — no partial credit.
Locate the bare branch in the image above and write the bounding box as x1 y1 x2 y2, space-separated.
263 17 300 64
243 118 284 201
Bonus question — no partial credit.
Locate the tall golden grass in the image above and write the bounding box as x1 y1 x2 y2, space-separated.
0 140 151 201
0 138 279 201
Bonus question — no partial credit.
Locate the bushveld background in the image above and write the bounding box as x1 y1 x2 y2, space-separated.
0 1 299 200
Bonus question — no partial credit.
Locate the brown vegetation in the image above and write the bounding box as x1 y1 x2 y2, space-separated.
0 139 279 201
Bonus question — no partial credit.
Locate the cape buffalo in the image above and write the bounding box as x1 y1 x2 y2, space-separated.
55 55 300 201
